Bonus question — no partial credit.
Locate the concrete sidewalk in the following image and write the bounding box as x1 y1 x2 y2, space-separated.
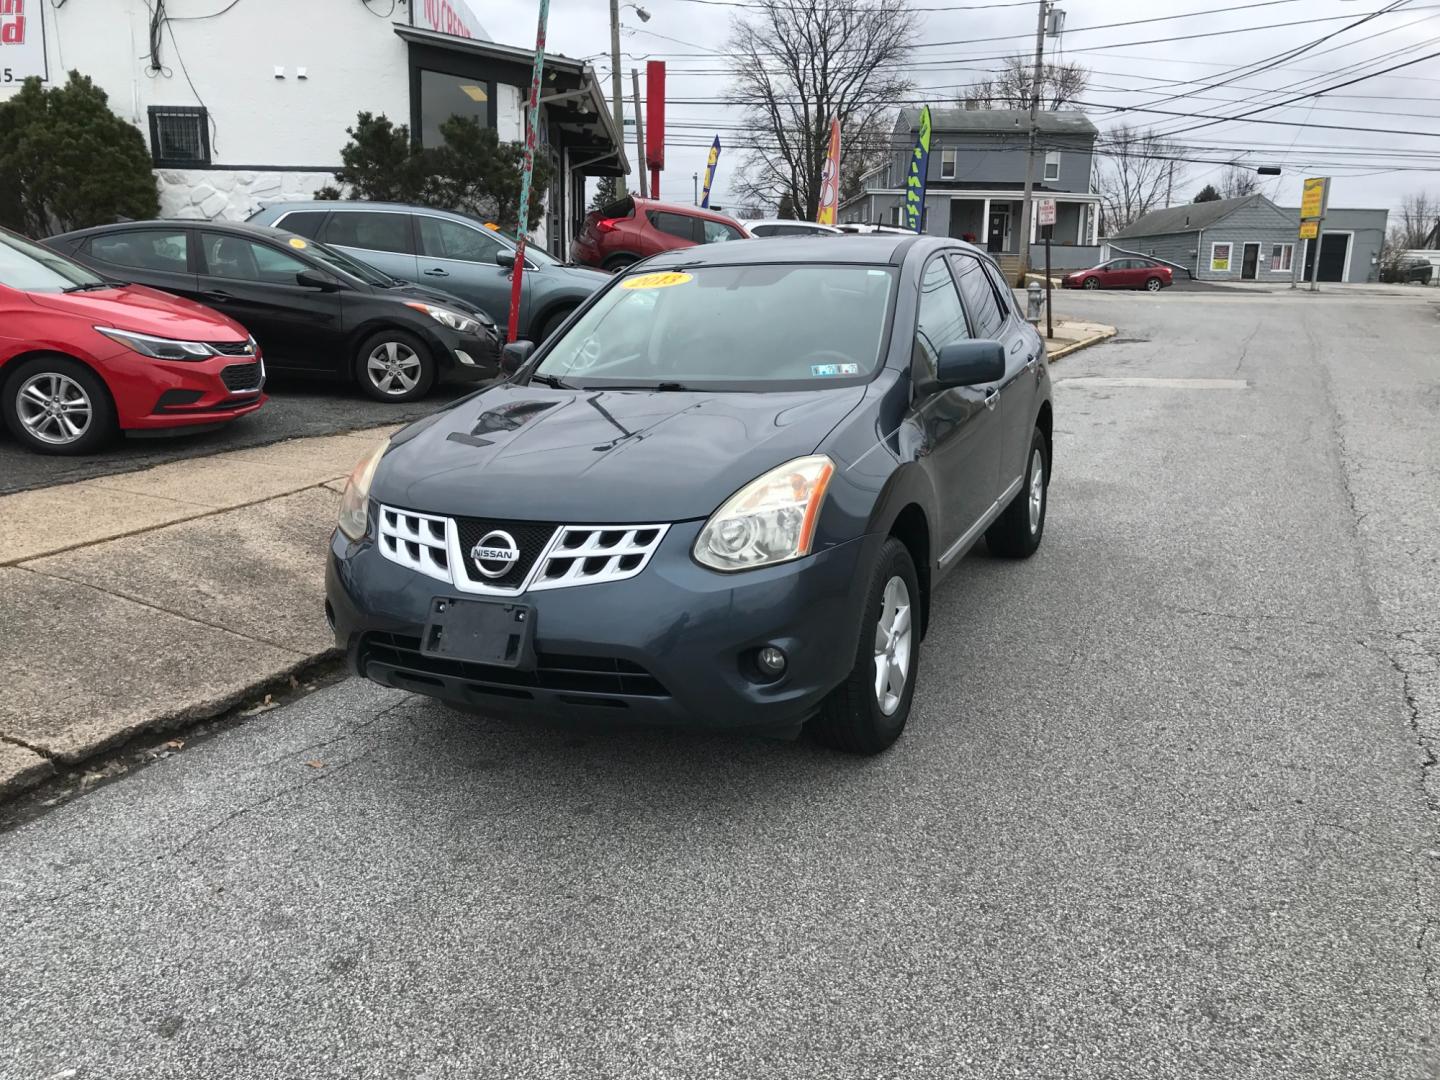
0 425 396 797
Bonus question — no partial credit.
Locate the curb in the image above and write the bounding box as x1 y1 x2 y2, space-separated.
1047 326 1117 361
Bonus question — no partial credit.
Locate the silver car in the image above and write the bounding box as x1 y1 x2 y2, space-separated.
246 201 609 342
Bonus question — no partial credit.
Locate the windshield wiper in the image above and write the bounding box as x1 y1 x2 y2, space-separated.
62 281 123 293
590 381 693 392
527 372 575 390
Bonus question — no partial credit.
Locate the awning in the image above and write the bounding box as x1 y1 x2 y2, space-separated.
394 24 629 177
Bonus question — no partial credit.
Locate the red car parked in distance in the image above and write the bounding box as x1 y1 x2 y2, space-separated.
0 226 265 455
1063 257 1174 292
572 196 749 271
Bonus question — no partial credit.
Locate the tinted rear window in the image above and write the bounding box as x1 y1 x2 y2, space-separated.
277 211 328 238
319 211 413 254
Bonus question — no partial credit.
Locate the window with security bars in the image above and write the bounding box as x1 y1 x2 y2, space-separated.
147 106 211 167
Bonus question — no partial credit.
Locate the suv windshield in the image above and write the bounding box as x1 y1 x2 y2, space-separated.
301 239 397 287
0 230 107 293
536 263 897 390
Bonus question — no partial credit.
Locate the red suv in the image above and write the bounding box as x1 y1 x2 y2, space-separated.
572 196 749 271
1062 258 1173 292
0 226 265 454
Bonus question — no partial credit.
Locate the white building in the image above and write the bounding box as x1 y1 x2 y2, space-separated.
0 0 626 255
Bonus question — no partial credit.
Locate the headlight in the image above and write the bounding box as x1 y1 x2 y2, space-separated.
405 302 483 334
94 326 215 361
693 455 835 572
337 437 389 541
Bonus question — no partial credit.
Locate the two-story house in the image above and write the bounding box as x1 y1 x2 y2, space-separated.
840 108 1102 274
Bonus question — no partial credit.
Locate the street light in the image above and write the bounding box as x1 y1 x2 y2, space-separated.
610 2 652 197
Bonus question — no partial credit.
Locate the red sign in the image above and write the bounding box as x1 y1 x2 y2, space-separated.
418 0 484 41
645 61 666 173
1 0 46 81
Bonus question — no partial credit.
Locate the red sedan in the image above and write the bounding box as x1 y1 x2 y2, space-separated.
1063 258 1173 292
0 226 265 454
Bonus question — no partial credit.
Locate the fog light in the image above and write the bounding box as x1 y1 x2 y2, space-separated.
757 646 787 677
456 350 476 366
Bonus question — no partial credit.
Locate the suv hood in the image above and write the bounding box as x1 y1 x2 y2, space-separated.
26 284 248 340
375 382 866 522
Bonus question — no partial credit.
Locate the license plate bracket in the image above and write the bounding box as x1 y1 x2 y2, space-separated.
420 598 535 669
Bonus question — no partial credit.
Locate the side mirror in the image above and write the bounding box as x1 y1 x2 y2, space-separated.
935 340 1005 388
500 340 534 375
295 269 340 291
495 250 517 270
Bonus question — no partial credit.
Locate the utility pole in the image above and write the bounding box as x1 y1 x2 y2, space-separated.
1165 160 1175 206
631 68 648 198
693 172 699 205
609 0 627 197
1017 0 1050 285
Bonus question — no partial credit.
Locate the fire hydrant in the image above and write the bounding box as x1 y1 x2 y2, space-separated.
1026 280 1045 323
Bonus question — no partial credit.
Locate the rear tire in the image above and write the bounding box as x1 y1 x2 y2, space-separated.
535 305 576 343
354 329 435 403
807 537 920 755
2 354 117 455
1145 276 1163 292
1083 277 1099 289
986 427 1048 559
602 254 639 272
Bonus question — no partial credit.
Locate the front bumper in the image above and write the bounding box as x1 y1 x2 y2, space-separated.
326 516 881 730
429 324 501 383
98 349 268 430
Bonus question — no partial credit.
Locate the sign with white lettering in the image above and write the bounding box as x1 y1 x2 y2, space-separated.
1 0 48 84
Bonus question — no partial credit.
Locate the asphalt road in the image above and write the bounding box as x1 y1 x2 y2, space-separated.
0 375 473 496
2 288 1437 1079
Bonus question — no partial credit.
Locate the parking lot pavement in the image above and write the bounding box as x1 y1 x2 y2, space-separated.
2 291 1437 1078
0 375 471 496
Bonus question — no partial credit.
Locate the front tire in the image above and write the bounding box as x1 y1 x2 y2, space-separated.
355 329 435 403
535 305 576 343
986 427 1048 558
2 355 117 455
807 537 920 755
603 254 639 273
1083 277 1100 290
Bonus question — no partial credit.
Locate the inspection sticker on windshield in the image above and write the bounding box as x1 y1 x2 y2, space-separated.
621 271 693 290
811 363 859 377
288 237 308 249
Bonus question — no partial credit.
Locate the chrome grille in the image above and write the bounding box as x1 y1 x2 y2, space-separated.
530 526 667 591
377 506 450 583
373 507 667 594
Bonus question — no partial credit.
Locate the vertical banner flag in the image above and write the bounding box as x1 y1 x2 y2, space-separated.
699 136 721 209
904 105 932 233
816 117 841 225
506 0 550 342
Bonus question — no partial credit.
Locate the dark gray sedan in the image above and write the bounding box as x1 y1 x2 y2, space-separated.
247 201 609 342
327 235 1052 754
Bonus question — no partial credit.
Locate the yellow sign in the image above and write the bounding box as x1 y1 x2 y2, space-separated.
1299 220 1319 240
1301 177 1326 220
621 271 693 290
288 237 308 249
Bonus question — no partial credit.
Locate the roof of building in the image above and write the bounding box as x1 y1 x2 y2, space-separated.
1113 194 1271 237
897 108 1097 136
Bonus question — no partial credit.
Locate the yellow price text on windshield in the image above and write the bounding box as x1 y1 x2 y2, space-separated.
621 271 694 290
288 237 308 249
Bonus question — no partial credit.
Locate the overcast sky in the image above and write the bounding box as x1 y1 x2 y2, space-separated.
471 0 1440 217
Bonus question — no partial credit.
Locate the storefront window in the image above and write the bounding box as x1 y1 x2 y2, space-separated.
419 69 492 146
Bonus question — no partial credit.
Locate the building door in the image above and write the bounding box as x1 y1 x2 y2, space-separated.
1303 234 1351 282
1241 242 1260 280
986 206 1009 253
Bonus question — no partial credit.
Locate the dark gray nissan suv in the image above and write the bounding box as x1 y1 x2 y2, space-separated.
326 235 1052 754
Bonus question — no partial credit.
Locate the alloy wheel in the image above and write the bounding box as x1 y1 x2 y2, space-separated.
1147 278 1162 292
1028 447 1045 534
16 372 93 446
366 341 422 396
872 575 913 716
1084 278 1099 289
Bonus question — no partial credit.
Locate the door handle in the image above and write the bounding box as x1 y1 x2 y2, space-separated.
984 388 1000 411
201 290 232 303
423 267 450 277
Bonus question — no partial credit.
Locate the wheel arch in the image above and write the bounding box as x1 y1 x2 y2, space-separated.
886 502 932 638
1 348 120 411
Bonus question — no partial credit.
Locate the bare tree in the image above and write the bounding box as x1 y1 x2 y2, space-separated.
1393 190 1440 248
959 55 1089 111
1093 124 1182 234
1217 164 1259 199
727 0 915 219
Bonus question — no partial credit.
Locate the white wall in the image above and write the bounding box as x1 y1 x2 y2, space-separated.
5 0 412 218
